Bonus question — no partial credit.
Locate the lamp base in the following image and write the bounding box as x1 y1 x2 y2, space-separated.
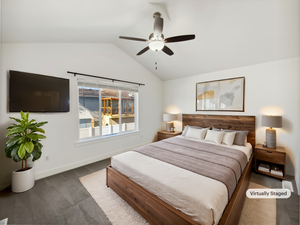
166 122 174 132
266 128 276 148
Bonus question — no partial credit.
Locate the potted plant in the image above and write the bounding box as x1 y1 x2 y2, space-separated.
4 111 47 193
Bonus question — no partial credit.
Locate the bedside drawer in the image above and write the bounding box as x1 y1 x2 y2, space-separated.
158 134 165 140
256 149 285 164
158 133 173 140
157 131 182 141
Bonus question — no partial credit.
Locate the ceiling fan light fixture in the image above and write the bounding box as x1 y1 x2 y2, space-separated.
119 12 195 56
149 40 164 51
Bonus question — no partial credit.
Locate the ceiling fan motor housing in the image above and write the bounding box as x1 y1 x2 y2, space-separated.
153 12 161 18
149 33 164 40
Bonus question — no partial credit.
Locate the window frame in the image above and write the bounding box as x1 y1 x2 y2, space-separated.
77 80 139 141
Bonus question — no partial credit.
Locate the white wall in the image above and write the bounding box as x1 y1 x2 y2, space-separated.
0 0 4 190
163 57 300 178
297 64 300 195
0 43 163 190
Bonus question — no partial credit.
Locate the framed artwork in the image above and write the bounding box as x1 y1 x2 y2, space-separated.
196 77 245 111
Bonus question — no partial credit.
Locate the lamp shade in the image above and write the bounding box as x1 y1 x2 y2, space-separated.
163 114 177 122
149 41 164 51
262 115 282 128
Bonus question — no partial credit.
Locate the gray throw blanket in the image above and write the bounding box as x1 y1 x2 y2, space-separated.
132 136 248 200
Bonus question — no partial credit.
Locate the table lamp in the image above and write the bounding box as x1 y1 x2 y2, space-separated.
262 115 282 148
163 114 177 132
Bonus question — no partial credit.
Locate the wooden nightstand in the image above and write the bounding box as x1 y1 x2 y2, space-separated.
255 144 286 180
157 130 182 141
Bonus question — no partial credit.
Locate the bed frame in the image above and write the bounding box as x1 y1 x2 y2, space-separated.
107 114 256 225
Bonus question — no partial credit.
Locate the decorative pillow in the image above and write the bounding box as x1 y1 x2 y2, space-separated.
222 129 249 146
204 130 225 144
222 132 236 146
181 125 190 136
212 127 221 131
182 125 209 136
185 127 208 140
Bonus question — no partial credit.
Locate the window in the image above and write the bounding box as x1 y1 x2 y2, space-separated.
78 80 138 140
121 91 135 132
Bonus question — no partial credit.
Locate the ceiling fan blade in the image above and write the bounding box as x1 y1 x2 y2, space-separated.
165 34 196 43
137 46 150 55
162 46 174 56
119 36 148 42
153 17 164 38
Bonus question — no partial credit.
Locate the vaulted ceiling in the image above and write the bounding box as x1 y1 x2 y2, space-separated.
2 0 300 80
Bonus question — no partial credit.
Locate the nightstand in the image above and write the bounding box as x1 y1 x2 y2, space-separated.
157 130 182 141
255 144 286 180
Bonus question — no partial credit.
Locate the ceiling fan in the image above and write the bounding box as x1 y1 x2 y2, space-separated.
119 12 196 56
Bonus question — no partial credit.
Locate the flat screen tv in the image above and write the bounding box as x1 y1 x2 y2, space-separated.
9 70 70 112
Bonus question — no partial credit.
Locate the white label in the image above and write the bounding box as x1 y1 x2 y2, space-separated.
246 189 291 199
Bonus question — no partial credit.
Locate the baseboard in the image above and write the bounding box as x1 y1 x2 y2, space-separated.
0 181 11 191
35 141 151 180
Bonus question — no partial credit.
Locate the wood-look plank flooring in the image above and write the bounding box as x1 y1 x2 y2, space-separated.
0 158 299 225
0 159 111 225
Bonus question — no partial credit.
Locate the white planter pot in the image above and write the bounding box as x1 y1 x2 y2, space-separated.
12 166 35 193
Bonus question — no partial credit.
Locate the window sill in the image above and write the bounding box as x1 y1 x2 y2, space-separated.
75 130 141 147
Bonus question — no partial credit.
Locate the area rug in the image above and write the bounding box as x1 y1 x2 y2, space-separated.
79 169 276 225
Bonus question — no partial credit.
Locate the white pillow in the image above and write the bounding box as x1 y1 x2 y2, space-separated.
181 126 209 136
185 128 208 140
204 130 225 144
222 132 236 146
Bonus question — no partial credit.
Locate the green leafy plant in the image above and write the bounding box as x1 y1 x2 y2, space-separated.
4 111 48 171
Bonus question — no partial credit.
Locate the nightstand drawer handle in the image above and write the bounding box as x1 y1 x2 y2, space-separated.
267 151 272 153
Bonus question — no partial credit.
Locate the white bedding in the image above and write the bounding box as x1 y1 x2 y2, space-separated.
111 137 252 225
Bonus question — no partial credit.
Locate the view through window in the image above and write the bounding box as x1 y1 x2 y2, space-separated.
78 82 138 139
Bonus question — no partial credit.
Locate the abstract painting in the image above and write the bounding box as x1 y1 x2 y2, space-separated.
196 77 245 111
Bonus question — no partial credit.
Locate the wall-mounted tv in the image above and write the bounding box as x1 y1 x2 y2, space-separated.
9 70 70 112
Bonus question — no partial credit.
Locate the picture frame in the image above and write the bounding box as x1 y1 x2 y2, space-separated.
196 77 245 111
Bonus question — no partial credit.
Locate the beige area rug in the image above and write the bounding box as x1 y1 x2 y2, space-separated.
79 170 276 225
239 182 276 225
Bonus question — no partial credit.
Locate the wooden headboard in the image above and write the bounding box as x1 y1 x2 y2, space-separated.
182 114 256 148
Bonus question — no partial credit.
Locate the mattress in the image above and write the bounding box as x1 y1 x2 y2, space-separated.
111 136 252 225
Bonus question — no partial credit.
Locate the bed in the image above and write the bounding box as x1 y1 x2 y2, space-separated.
106 114 255 225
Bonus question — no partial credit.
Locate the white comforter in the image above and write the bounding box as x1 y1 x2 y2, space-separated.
111 136 252 225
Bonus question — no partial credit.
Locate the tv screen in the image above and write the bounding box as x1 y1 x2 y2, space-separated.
9 70 70 112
